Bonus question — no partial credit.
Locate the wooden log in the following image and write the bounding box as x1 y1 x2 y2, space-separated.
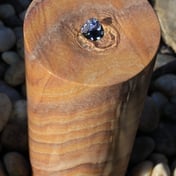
24 0 160 175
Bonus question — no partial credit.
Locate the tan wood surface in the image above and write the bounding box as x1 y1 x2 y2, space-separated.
24 0 160 175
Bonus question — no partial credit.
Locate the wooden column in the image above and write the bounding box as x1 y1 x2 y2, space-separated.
24 0 160 175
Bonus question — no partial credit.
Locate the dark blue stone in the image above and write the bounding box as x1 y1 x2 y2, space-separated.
81 18 104 41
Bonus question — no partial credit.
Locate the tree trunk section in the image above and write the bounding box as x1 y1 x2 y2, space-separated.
24 0 160 175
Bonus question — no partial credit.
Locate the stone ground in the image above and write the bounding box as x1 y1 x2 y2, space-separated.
0 0 175 176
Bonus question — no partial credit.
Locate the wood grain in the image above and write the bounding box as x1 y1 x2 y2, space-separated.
24 0 160 175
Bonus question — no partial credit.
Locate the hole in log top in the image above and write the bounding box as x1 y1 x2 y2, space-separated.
24 0 160 86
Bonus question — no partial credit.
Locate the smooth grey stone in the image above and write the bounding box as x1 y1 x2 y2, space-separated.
3 0 24 13
154 74 176 97
151 163 170 176
164 102 176 121
148 153 168 164
151 92 168 111
0 81 21 102
0 93 12 132
131 161 153 176
12 99 27 121
154 0 176 52
154 54 176 70
130 136 155 164
3 152 29 176
139 97 159 132
0 26 16 52
0 4 15 19
1 51 20 65
1 121 28 152
151 123 176 156
4 60 25 86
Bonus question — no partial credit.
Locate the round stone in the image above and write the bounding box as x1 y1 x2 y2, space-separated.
151 163 170 176
81 18 104 41
0 26 16 52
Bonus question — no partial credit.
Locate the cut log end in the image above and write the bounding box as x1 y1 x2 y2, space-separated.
24 0 160 86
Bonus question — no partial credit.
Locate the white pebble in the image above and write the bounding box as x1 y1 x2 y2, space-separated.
151 163 170 176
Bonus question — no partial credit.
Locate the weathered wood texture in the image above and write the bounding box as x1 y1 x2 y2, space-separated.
24 0 160 175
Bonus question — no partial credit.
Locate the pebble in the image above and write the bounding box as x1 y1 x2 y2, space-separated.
154 0 176 52
0 26 16 52
151 91 168 111
131 161 153 176
153 74 176 97
0 4 16 19
1 121 28 152
164 102 176 121
0 162 7 176
5 1 25 14
139 97 159 132
151 123 176 156
151 163 170 176
0 81 21 102
1 51 20 65
130 136 155 164
12 99 27 121
154 54 176 70
4 60 25 86
3 152 29 176
0 93 12 132
148 153 168 164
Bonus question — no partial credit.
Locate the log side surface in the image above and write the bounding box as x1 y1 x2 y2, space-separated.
24 0 160 175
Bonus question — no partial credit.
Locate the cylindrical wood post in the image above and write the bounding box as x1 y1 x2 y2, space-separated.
24 0 160 175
